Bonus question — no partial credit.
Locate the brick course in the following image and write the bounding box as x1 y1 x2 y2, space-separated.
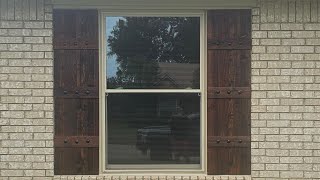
1 0 320 179
252 0 320 179
0 0 54 179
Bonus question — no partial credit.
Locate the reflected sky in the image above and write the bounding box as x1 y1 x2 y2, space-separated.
106 17 125 77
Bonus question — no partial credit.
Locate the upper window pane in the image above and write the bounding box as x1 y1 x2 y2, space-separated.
106 16 200 89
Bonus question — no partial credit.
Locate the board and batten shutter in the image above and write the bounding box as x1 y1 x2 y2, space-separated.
53 10 99 175
207 10 251 175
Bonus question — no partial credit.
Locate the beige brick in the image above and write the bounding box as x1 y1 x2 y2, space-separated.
25 141 46 148
25 111 44 118
267 76 290 83
282 39 305 45
253 31 267 38
9 133 33 140
24 52 44 58
260 54 280 60
24 22 44 28
8 162 32 169
266 135 289 141
261 39 280 45
291 106 314 112
305 69 320 75
0 170 23 176
1 52 24 58
253 46 266 53
259 128 279 135
268 31 291 38
267 120 290 127
25 170 46 177
291 46 314 53
25 82 45 88
281 23 303 30
259 171 279 178
261 24 280 30
24 37 44 44
280 157 303 163
24 126 46 132
280 83 304 90
31 74 53 81
32 44 53 51
0 155 24 162
291 121 314 127
24 97 45 104
24 67 45 74
7 29 31 36
32 29 52 36
267 46 290 53
280 171 304 178
32 89 53 96
305 53 320 60
292 31 315 38
0 67 23 73
266 105 290 112
266 164 288 171
259 84 279 91
303 113 320 120
33 148 53 154
290 135 312 142
8 74 31 81
33 133 53 140
1 111 24 118
8 59 32 67
25 155 46 162
305 24 320 30
8 148 32 155
0 37 23 43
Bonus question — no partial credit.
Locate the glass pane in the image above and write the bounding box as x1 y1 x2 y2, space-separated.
106 16 200 89
107 93 200 165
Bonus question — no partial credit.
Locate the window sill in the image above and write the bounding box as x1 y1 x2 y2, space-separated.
54 175 252 180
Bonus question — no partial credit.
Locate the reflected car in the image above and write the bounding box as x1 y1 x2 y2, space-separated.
136 114 200 161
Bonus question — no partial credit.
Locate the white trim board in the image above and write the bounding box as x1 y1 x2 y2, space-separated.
53 0 256 9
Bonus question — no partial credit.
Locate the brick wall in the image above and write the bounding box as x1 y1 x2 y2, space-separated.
0 0 54 179
1 0 320 179
252 0 320 179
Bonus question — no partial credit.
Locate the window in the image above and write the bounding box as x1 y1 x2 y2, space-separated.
101 11 205 171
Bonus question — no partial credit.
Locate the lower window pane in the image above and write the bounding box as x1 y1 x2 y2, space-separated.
107 93 200 166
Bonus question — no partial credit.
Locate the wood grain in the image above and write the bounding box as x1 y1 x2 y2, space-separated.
207 9 252 175
53 9 99 175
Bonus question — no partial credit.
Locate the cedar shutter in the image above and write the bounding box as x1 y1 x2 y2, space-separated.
207 10 251 175
53 10 99 175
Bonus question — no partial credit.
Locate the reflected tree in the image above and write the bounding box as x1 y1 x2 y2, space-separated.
107 17 200 88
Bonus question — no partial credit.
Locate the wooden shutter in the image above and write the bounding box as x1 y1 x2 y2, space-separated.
53 10 99 175
207 10 251 175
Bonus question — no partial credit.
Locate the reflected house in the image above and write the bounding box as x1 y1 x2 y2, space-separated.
154 62 200 89
155 62 200 116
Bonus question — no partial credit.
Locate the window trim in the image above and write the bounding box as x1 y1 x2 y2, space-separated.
99 10 207 174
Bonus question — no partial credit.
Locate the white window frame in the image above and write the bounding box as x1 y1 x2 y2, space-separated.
99 10 207 174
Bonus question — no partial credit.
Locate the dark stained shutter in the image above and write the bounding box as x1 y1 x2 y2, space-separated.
207 10 251 175
53 10 99 175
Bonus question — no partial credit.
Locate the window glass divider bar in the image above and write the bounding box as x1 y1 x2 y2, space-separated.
105 89 202 93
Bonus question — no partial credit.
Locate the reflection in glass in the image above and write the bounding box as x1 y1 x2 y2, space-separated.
106 17 200 89
107 93 200 165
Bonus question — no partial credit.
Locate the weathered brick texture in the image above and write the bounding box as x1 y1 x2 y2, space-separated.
0 0 54 179
252 0 320 179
